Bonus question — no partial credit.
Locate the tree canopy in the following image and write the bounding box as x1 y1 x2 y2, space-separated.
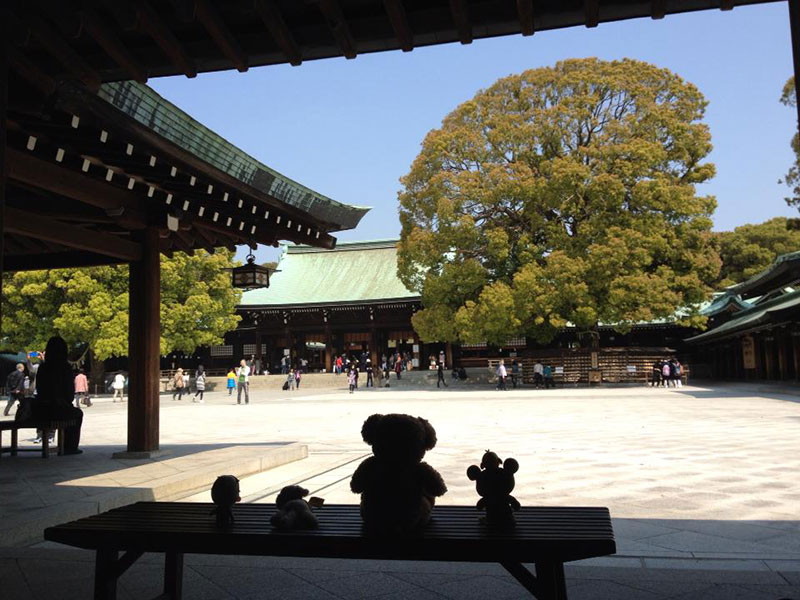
398 58 720 346
2 250 242 360
780 76 799 210
713 217 800 288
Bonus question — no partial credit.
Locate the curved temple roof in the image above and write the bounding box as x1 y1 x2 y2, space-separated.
240 239 419 308
98 81 369 233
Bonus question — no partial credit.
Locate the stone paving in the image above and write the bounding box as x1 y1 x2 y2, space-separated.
2 381 799 598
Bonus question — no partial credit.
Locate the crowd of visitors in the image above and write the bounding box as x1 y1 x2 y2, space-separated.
651 357 684 387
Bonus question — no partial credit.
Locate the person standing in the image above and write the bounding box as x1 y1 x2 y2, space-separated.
394 355 402 380
651 359 662 387
439 349 446 369
335 355 342 375
295 368 302 389
511 360 520 388
496 359 507 391
237 359 250 404
33 336 83 455
348 367 357 394
226 368 236 396
112 371 126 402
661 361 672 388
544 364 554 389
172 368 185 400
193 369 206 403
532 360 544 389
366 360 374 387
673 358 684 388
3 363 25 416
74 369 91 407
437 361 448 388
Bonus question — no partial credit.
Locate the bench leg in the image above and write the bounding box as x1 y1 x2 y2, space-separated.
94 549 118 600
12 428 19 456
57 427 66 456
535 561 567 600
164 551 184 599
41 429 50 458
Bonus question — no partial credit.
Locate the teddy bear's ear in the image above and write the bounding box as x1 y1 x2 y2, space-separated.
361 414 383 444
418 417 437 450
466 465 481 481
503 458 519 474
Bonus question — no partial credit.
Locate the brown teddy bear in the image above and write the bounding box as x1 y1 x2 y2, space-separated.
270 485 324 530
350 413 447 534
466 450 520 527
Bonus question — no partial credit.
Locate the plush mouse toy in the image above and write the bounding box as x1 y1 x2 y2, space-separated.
210 475 241 527
350 413 447 534
270 485 324 530
466 450 520 527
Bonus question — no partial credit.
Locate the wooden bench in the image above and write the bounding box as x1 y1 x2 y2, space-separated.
44 501 616 600
0 419 76 458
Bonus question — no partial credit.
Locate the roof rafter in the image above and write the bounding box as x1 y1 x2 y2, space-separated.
135 0 197 78
517 0 535 36
80 8 148 84
316 0 358 59
383 0 414 52
253 0 303 66
194 0 249 72
449 0 472 44
585 0 600 28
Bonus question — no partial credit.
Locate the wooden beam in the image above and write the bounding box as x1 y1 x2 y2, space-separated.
449 0 472 44
81 9 148 83
317 0 358 59
7 45 57 96
585 0 599 28
791 0 800 143
720 0 735 10
253 0 302 66
195 0 249 72
168 0 196 23
5 207 142 261
651 0 667 20
382 0 413 52
4 251 127 272
17 13 101 89
136 1 197 78
516 0 535 36
6 148 147 228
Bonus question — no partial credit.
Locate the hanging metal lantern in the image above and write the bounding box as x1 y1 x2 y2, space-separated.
232 251 271 290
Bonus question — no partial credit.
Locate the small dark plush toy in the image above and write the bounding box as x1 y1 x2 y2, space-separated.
270 485 325 530
210 475 241 527
350 413 447 534
467 450 520 527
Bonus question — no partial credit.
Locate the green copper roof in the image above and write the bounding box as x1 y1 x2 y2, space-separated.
240 240 419 307
97 81 369 231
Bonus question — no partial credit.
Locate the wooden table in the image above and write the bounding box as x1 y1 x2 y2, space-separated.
44 502 616 600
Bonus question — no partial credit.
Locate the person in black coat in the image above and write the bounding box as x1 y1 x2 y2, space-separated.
3 363 26 416
33 336 83 454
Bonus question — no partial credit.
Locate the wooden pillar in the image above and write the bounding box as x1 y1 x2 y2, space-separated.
324 324 332 372
790 0 800 138
254 325 262 372
370 325 378 366
777 331 787 380
0 30 7 336
122 227 160 456
445 342 453 369
793 333 800 381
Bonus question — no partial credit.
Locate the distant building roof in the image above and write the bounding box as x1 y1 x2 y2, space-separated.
98 81 370 232
239 239 419 308
724 251 800 299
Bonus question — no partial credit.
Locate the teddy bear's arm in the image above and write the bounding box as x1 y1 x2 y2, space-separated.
419 463 447 497
509 495 521 511
350 457 377 493
476 497 486 510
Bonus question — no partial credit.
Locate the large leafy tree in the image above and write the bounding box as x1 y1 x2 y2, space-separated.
398 58 720 346
713 217 800 288
2 250 242 359
780 76 799 209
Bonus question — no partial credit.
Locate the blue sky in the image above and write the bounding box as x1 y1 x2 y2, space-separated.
149 2 798 263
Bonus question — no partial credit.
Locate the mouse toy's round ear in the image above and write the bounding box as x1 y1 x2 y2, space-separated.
503 458 519 474
418 417 438 450
466 465 481 481
361 414 383 444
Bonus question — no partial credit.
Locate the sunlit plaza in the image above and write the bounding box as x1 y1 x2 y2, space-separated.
3 381 799 598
